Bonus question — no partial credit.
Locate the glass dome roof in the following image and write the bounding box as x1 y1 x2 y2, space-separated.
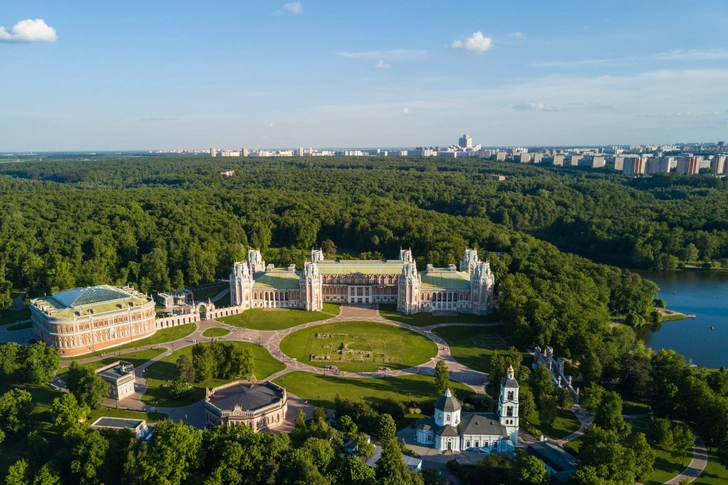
51 286 133 308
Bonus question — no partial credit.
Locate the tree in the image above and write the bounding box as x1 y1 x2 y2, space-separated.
356 432 375 458
334 456 376 485
32 463 62 485
21 342 59 384
579 425 637 485
377 413 397 442
376 439 407 483
671 424 695 466
594 391 631 439
321 240 337 257
68 427 109 485
539 397 558 435
191 344 213 382
434 360 450 396
681 243 699 262
507 451 548 485
65 361 109 409
581 351 603 384
581 383 605 414
632 432 655 482
338 415 358 436
169 379 192 399
51 393 90 431
519 388 536 420
5 459 30 485
489 351 507 391
650 417 673 447
127 420 202 485
532 364 554 405
0 389 33 435
175 354 195 384
556 387 574 410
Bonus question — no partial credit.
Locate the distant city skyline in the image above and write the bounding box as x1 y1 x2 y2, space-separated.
1 0 728 151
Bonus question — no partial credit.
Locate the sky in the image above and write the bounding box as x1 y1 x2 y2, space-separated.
1 0 728 151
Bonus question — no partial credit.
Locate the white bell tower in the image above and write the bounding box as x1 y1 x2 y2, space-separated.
498 364 520 444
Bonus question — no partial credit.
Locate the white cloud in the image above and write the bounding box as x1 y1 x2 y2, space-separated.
513 102 545 111
0 19 57 43
283 2 303 14
374 60 389 69
402 107 410 115
449 32 493 54
140 116 177 122
508 32 525 39
341 49 428 61
534 48 728 68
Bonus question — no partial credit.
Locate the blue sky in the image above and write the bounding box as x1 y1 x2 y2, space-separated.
1 0 728 151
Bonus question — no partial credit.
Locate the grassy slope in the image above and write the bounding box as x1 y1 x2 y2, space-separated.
379 304 499 327
190 282 229 301
218 304 339 330
694 448 728 484
57 349 166 377
141 341 285 408
431 325 512 374
272 371 474 410
0 308 31 325
524 409 582 440
279 321 437 372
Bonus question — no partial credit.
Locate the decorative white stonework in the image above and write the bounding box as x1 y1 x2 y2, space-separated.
414 377 519 453
229 248 496 316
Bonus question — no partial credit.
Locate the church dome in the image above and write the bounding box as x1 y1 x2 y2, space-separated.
435 389 461 412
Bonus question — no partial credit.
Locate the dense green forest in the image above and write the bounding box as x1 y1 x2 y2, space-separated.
0 156 669 355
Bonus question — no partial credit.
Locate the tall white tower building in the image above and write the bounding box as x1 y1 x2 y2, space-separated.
498 365 520 444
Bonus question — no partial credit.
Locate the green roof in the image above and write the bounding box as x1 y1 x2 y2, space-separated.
253 269 302 290
316 260 403 275
420 270 471 290
34 285 149 319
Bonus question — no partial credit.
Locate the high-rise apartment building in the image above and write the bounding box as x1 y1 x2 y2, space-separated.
458 134 472 149
210 147 216 157
677 156 700 175
622 156 645 176
712 155 726 175
241 147 249 157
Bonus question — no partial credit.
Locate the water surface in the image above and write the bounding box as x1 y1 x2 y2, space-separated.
635 270 728 369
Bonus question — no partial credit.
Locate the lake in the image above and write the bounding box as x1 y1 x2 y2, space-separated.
635 270 728 369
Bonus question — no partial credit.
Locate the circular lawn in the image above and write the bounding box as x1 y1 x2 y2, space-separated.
280 321 437 372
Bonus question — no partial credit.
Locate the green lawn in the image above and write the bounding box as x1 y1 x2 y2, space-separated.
431 325 513 373
0 307 31 325
563 436 584 455
280 321 437 372
218 304 339 330
526 409 582 440
202 327 231 338
215 291 231 307
61 324 196 360
7 321 32 331
87 406 167 423
379 304 499 327
142 341 285 408
272 371 474 410
57 349 166 377
694 447 728 484
190 282 229 301
623 400 652 415
644 445 689 485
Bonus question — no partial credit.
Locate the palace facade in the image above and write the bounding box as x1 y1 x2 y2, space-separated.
31 285 157 357
230 248 495 315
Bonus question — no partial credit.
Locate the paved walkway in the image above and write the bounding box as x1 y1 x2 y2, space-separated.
664 430 708 485
50 304 502 431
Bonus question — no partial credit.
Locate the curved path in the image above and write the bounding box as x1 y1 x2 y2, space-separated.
57 305 499 416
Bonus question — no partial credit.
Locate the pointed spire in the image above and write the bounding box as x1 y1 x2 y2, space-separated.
507 364 514 378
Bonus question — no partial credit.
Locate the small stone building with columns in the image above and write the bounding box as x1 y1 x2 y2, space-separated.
414 366 519 453
204 380 288 431
230 248 495 316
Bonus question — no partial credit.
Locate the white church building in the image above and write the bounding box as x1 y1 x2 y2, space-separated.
415 366 520 453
